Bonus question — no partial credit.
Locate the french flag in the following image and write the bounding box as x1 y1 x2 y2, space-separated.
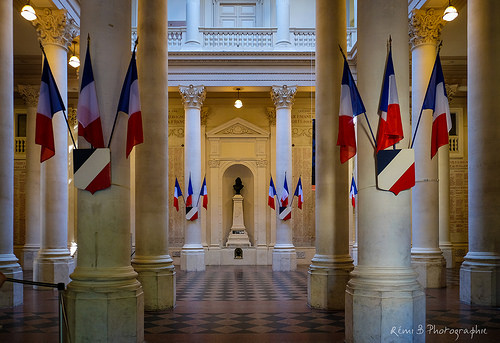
350 176 358 208
422 52 451 158
35 56 65 162
377 47 404 152
279 176 291 221
268 176 277 209
199 176 208 210
77 41 104 148
185 175 198 221
174 177 183 211
337 57 366 163
293 177 303 209
117 49 143 158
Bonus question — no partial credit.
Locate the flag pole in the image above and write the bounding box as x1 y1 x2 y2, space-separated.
107 38 139 148
388 36 396 150
338 45 377 147
39 42 77 150
195 174 206 207
409 41 443 149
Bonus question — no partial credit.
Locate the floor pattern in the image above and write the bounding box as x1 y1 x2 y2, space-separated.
1 267 500 342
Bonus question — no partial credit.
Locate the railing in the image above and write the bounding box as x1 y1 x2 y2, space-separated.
449 136 459 153
14 137 26 157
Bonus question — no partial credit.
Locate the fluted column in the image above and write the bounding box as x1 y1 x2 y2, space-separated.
184 0 201 49
266 108 277 248
17 85 41 271
64 1 144 341
345 1 425 341
132 0 175 311
0 0 23 307
271 85 296 271
179 85 206 271
439 147 453 268
460 0 500 306
308 0 353 310
32 8 78 286
409 8 446 288
275 0 291 49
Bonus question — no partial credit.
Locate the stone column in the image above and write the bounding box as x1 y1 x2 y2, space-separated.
17 85 41 271
0 0 23 307
439 147 453 268
200 108 209 249
32 8 78 286
409 8 446 288
185 0 201 49
308 0 353 310
64 1 144 341
255 158 268 265
345 1 425 341
271 85 296 271
132 0 175 311
275 0 291 48
179 85 206 271
460 0 500 306
266 108 277 249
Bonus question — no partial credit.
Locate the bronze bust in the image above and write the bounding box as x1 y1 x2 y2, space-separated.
233 177 244 194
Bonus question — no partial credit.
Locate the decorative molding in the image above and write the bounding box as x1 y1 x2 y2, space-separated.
208 159 221 168
409 8 444 49
33 8 79 49
179 85 206 109
292 127 313 138
270 85 297 109
67 107 77 128
255 159 268 167
200 108 210 126
169 128 185 138
206 117 269 138
446 84 459 104
17 85 39 107
266 107 276 125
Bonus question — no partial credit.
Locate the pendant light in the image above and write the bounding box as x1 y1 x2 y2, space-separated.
21 1 37 21
443 1 458 22
234 88 243 108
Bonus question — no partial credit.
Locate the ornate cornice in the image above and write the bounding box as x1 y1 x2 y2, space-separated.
266 107 276 125
200 108 210 126
33 8 79 50
17 85 39 107
271 85 297 109
409 8 444 49
179 85 206 109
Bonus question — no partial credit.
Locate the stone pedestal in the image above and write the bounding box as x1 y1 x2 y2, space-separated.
226 195 251 247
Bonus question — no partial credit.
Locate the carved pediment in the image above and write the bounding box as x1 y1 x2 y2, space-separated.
207 117 269 138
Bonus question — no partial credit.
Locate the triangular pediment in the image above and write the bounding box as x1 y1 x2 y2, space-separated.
207 117 269 138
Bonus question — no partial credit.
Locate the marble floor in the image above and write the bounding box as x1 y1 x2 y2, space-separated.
1 266 500 342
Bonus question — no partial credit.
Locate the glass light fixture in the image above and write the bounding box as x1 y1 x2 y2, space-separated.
234 88 243 108
21 1 37 21
443 1 458 21
68 41 80 68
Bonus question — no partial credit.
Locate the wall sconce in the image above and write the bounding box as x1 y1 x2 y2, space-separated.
68 41 80 68
443 1 458 21
234 88 243 108
21 1 37 21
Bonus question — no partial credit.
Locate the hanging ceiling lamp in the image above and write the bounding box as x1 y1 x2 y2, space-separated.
68 41 80 68
234 88 243 108
21 1 37 21
443 1 458 21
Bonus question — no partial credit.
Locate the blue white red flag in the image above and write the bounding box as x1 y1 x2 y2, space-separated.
73 148 111 194
421 52 451 158
350 176 358 208
35 57 65 162
337 57 366 164
117 49 143 158
279 175 291 220
377 47 404 152
77 42 105 148
376 149 415 195
185 174 198 221
199 176 208 210
174 177 183 211
268 176 277 209
294 177 303 209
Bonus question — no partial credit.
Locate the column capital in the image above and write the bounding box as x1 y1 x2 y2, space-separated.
409 8 444 49
271 85 297 110
17 85 39 107
266 107 276 125
179 85 206 109
33 8 79 50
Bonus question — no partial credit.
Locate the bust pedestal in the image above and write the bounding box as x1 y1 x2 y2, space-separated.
226 194 251 247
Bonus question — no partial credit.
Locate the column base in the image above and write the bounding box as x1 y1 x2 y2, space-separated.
181 245 205 271
439 243 453 268
345 266 426 343
272 245 296 271
132 255 176 310
411 248 446 288
21 244 40 271
33 248 74 287
256 245 268 265
307 254 354 310
0 255 23 307
64 266 144 343
460 252 500 306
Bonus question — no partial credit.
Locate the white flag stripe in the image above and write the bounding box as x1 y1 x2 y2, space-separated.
278 207 292 220
378 149 414 190
339 84 354 117
74 149 110 189
77 82 100 127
